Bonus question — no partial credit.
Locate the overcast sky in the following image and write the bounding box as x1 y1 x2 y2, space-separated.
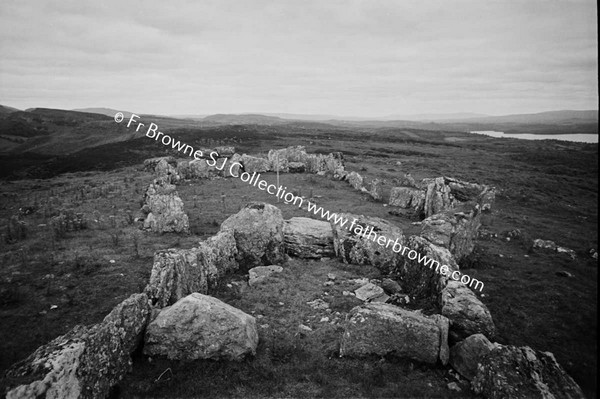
0 0 597 117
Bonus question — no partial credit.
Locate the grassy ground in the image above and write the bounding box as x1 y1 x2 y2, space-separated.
0 126 597 398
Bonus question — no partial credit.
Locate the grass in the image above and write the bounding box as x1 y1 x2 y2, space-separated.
0 125 597 398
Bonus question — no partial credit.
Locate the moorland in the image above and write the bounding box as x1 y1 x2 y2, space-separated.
0 106 597 397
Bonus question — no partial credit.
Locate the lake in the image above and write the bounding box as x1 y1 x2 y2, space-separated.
470 131 598 143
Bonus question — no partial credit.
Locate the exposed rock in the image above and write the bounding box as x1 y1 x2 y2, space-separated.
227 153 243 176
268 146 309 172
5 293 150 399
307 298 330 310
346 171 364 190
155 158 180 184
221 202 286 270
394 173 417 188
305 153 344 175
197 229 239 279
369 178 383 201
423 177 455 217
215 146 236 158
354 283 385 301
479 187 496 212
144 293 258 361
145 248 208 308
331 213 405 275
420 205 482 262
533 239 557 251
389 187 424 209
440 280 495 342
142 185 189 234
288 162 306 173
432 314 450 365
340 303 449 364
143 156 176 171
472 345 585 399
145 231 238 308
283 217 335 258
396 235 455 301
381 278 403 295
248 265 283 286
240 154 271 173
556 246 577 260
450 333 496 381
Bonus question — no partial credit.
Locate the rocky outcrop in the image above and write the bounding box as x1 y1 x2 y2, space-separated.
423 177 455 217
141 179 189 234
198 229 239 280
396 235 455 301
155 158 180 184
340 303 449 365
472 345 585 399
305 153 344 175
268 146 309 172
346 171 364 190
221 202 286 269
388 187 425 209
143 156 176 171
187 159 212 179
240 154 270 173
330 213 405 275
420 204 482 262
369 178 383 201
449 333 496 381
215 146 236 157
144 293 258 361
440 280 495 342
5 293 150 399
145 231 238 308
283 217 335 258
248 265 283 286
145 248 209 308
228 153 243 176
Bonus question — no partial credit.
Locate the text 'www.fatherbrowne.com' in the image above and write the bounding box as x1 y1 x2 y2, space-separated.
115 112 485 292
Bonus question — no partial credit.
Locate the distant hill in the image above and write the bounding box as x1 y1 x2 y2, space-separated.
72 107 137 119
0 104 20 114
202 114 288 125
452 110 598 124
383 112 490 121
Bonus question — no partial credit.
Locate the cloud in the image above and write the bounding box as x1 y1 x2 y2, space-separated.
0 0 597 115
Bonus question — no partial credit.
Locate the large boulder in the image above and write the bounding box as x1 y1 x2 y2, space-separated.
472 345 585 399
423 177 456 217
155 158 180 184
369 178 383 201
145 231 238 308
283 217 335 258
143 293 258 361
330 213 405 275
143 156 176 171
420 204 482 262
268 146 309 172
395 235 454 301
449 333 496 381
440 280 495 342
346 171 364 190
240 154 270 174
305 153 344 175
388 187 425 210
221 202 286 269
145 248 208 308
142 188 190 234
215 146 236 158
187 159 212 179
340 303 449 365
5 293 150 399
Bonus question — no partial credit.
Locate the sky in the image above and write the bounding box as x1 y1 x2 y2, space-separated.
0 0 597 117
